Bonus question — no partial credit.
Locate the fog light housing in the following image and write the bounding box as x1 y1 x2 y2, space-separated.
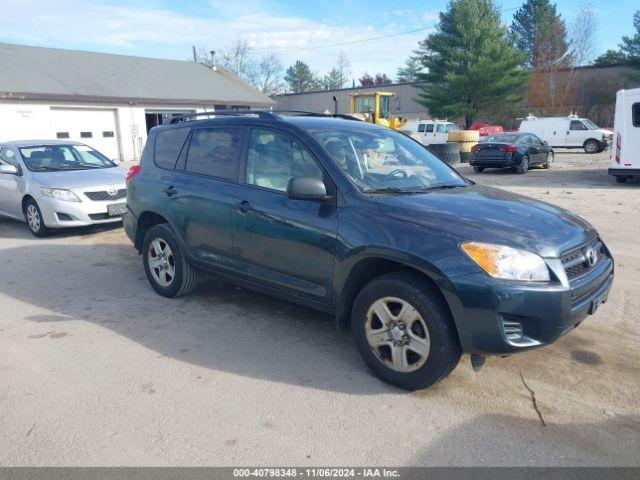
502 317 524 342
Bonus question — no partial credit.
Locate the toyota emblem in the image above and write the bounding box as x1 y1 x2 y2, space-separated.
585 247 598 268
107 186 118 196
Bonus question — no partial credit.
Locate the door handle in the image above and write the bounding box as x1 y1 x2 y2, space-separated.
234 200 254 213
163 186 178 197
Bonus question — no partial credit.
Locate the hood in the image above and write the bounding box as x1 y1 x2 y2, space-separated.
30 166 127 189
376 185 596 257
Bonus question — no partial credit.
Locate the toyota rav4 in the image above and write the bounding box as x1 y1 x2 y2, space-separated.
124 111 614 390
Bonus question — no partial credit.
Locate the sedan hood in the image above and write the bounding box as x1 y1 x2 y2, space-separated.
30 167 127 189
376 185 596 257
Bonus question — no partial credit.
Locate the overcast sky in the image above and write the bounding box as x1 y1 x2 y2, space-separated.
0 0 636 81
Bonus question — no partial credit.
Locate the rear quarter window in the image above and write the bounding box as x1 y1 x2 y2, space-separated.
154 127 191 170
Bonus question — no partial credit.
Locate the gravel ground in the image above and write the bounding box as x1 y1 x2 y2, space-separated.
0 150 638 466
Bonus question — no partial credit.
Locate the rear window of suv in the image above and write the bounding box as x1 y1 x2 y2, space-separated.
154 127 190 169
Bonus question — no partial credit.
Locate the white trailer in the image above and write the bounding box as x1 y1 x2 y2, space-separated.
609 88 640 183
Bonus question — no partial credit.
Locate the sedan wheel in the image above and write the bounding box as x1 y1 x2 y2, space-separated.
24 199 50 237
365 297 430 373
516 155 529 174
543 151 554 169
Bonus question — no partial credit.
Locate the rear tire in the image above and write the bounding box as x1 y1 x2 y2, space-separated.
351 271 461 390
473 166 484 173
543 151 554 169
516 155 529 174
24 199 51 237
142 223 199 298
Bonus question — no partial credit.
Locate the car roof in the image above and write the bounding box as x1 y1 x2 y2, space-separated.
280 115 383 131
0 139 86 148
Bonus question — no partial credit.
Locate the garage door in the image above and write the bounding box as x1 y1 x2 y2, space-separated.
50 108 121 160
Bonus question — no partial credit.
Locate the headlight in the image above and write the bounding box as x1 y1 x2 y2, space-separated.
461 242 550 282
40 188 81 202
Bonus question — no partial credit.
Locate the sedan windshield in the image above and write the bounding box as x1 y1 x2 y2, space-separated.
19 145 115 172
309 127 467 193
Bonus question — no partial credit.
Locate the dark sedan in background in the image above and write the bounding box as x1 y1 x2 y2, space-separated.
470 133 554 174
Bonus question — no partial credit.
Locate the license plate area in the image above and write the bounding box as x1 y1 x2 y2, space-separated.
107 203 127 217
589 291 608 315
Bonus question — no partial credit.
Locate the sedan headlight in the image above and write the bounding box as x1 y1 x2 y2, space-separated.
40 188 81 202
461 242 550 282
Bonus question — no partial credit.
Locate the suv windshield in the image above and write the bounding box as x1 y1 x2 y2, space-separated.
19 144 115 172
310 127 467 193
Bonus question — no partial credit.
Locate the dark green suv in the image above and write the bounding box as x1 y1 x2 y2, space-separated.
124 111 613 390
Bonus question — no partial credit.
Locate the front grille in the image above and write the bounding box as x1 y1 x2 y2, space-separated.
89 212 121 220
561 241 605 280
85 189 126 201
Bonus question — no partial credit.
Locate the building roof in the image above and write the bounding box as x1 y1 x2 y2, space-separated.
0 43 274 106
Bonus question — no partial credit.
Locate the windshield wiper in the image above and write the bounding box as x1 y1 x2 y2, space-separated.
363 187 420 195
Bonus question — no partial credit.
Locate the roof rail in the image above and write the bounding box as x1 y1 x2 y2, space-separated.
169 110 279 124
272 110 363 121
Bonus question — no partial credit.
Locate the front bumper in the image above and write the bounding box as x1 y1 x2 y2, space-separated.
37 188 126 228
445 253 614 355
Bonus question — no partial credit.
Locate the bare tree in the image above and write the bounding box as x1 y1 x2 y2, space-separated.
221 39 252 78
570 3 598 67
336 52 351 89
246 53 285 95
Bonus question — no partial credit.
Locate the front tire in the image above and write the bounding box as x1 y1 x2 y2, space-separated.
543 151 554 169
24 199 51 237
584 140 599 154
142 223 199 298
351 271 461 390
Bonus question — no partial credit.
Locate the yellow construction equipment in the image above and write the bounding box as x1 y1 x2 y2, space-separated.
349 91 406 130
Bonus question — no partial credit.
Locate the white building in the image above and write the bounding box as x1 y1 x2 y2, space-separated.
0 43 274 162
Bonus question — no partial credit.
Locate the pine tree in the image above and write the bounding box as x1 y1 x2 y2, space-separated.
511 0 569 69
322 68 343 90
415 0 525 127
396 57 422 82
285 61 319 93
620 10 640 64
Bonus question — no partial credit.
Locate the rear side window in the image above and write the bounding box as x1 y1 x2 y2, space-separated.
185 127 243 181
418 124 426 132
425 124 434 133
633 103 640 127
154 127 190 170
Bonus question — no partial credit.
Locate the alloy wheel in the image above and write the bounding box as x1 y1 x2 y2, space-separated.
147 237 176 287
547 152 554 166
26 204 41 232
365 297 430 372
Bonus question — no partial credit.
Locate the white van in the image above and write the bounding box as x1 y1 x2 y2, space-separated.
519 114 613 153
400 119 460 145
609 88 640 183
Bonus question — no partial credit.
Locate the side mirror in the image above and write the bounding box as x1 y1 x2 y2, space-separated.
0 164 18 175
286 177 327 201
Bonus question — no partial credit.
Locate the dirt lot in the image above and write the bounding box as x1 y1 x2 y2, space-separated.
0 150 638 466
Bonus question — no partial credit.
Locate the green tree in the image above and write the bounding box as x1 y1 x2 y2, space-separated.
620 10 640 64
415 0 525 128
396 56 422 82
285 60 319 93
593 49 629 66
322 68 343 90
511 0 569 69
